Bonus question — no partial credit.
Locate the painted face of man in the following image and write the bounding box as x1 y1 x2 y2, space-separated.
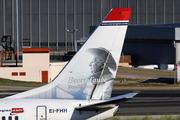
89 57 104 74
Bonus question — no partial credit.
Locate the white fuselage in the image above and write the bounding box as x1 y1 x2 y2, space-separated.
0 99 117 120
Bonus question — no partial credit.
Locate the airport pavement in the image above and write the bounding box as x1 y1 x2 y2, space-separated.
114 90 180 115
0 85 34 98
113 115 180 120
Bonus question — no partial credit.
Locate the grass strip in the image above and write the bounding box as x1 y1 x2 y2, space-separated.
117 68 175 77
0 78 46 87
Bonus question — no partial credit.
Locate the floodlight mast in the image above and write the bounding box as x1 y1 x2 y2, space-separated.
16 0 19 60
66 29 77 51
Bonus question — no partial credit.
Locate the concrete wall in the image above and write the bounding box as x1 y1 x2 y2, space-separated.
0 61 68 82
23 53 49 67
0 67 49 82
0 50 52 82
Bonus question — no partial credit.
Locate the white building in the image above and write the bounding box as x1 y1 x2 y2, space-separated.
0 48 67 82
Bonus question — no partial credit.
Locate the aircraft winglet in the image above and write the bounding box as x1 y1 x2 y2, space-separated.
104 8 131 21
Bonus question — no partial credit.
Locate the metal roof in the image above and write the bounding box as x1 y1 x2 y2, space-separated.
125 24 180 40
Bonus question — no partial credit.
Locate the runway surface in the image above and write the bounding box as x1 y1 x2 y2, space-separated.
113 90 180 115
1 88 180 115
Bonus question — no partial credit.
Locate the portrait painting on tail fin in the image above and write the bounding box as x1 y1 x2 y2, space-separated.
83 47 116 100
53 47 117 100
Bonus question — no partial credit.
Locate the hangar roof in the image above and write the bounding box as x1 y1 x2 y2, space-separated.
126 23 180 40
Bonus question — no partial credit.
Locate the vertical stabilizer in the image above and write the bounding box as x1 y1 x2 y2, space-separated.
6 8 131 100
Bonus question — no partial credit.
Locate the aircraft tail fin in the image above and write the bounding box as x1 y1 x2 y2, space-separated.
6 8 131 100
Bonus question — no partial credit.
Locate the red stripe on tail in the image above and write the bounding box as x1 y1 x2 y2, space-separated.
104 8 131 21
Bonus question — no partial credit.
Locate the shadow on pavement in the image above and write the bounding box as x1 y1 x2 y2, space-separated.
141 77 176 84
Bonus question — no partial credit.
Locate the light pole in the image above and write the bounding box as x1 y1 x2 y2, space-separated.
16 0 19 60
66 29 77 51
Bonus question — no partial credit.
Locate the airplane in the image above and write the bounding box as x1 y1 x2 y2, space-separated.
0 8 137 120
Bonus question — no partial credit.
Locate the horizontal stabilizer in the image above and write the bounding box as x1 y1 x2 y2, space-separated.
75 93 138 111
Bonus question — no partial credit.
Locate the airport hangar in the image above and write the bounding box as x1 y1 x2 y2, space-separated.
122 24 178 68
0 0 180 67
89 24 178 69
